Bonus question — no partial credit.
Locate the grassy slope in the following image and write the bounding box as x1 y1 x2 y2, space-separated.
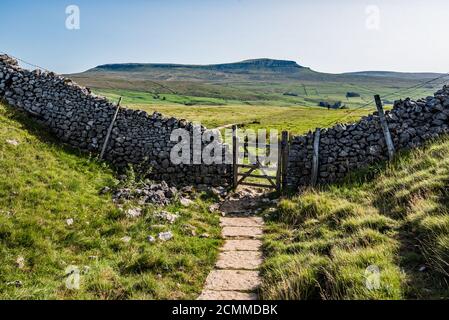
262 138 449 300
0 102 221 300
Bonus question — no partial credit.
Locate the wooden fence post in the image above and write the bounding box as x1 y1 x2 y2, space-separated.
232 125 238 189
311 128 321 187
280 131 289 191
99 97 122 160
374 95 395 160
276 134 282 192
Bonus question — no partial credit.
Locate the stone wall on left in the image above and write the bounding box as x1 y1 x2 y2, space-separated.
0 55 232 187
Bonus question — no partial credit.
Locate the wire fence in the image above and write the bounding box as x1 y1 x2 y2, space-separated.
0 51 54 74
323 73 449 128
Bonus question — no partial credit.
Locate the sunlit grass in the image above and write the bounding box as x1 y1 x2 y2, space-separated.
261 137 449 300
0 102 221 300
94 89 374 135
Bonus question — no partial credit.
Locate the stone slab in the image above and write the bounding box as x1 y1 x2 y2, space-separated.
216 251 263 270
203 270 261 291
220 217 264 227
222 226 263 239
221 240 262 251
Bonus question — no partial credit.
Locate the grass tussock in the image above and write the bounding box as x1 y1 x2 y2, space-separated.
262 138 449 300
0 102 221 300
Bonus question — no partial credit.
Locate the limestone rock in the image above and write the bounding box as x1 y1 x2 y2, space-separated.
158 231 173 241
155 211 179 224
5 139 19 146
180 197 193 207
126 207 142 218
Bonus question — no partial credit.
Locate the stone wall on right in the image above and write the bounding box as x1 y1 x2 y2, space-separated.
286 86 449 188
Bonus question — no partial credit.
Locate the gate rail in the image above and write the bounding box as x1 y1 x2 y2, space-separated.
232 125 289 192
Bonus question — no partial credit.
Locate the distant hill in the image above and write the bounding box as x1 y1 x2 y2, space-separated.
95 58 303 72
68 58 445 106
74 58 325 83
73 58 443 83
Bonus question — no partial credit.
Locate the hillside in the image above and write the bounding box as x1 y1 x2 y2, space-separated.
74 58 442 83
0 101 221 299
262 138 449 299
69 58 443 109
73 58 319 82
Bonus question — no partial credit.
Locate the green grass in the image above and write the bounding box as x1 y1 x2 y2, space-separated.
94 89 375 134
82 68 445 136
95 88 236 107
261 138 449 300
0 101 221 300
91 76 439 134
135 104 373 134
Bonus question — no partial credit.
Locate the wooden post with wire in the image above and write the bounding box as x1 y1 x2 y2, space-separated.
99 97 122 160
280 131 289 191
311 128 321 187
374 95 395 160
276 134 282 192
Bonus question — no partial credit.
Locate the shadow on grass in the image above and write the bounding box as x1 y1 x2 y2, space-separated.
1 100 111 169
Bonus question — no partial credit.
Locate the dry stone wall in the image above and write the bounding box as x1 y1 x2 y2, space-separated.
287 86 449 188
3 54 449 190
0 55 232 187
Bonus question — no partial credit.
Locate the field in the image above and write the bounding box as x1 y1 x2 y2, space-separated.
0 101 222 300
261 138 449 299
90 81 439 134
71 59 442 112
69 59 445 135
94 88 374 134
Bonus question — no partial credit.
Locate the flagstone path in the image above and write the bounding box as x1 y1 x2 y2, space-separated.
198 216 264 300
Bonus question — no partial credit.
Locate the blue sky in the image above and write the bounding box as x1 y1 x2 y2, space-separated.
1 0 449 74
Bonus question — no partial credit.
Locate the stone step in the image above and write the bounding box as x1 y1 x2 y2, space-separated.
221 239 262 251
199 212 265 300
203 270 261 292
220 217 264 227
216 251 263 270
198 290 258 300
222 226 263 239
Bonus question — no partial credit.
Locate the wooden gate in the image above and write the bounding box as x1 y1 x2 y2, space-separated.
232 125 289 192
